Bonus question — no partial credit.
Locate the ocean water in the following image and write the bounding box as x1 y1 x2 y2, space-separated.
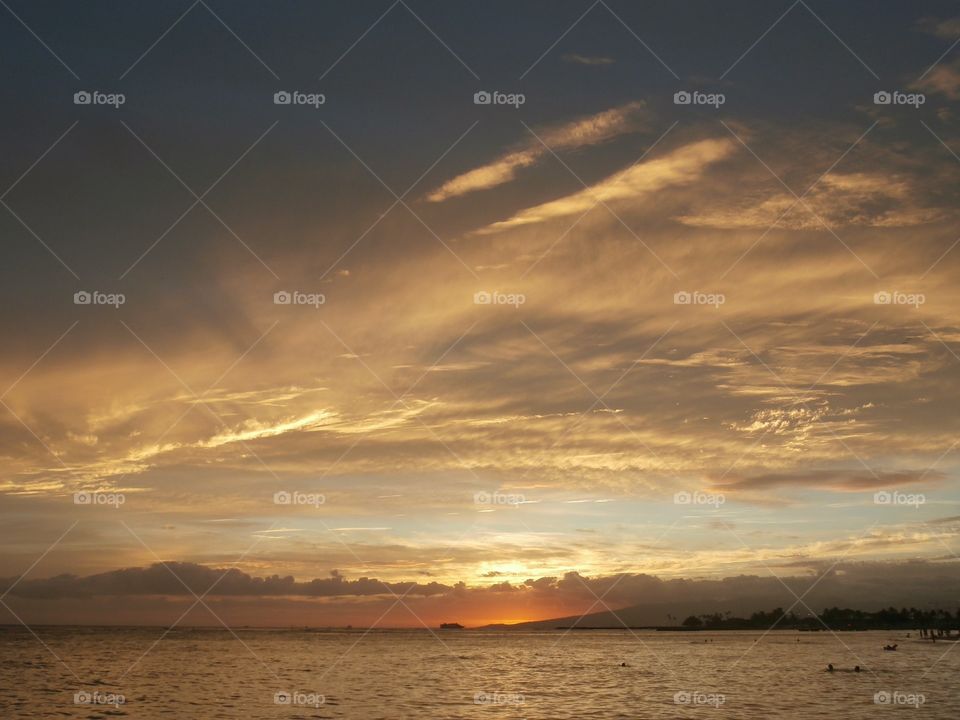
2 627 957 718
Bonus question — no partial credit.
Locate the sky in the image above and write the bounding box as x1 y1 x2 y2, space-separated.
1 0 960 628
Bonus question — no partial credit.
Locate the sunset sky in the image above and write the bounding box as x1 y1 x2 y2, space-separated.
2 0 960 628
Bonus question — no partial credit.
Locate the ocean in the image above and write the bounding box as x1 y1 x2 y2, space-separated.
2 627 957 718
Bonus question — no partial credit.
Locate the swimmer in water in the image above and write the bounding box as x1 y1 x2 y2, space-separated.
854 666 861 673
827 664 834 672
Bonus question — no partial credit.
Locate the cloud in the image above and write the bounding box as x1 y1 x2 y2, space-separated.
562 53 615 66
5 559 960 628
426 148 540 203
198 410 336 448
914 60 960 100
913 18 960 99
426 101 647 202
476 137 735 232
918 16 960 40
2 562 451 599
3 121 960 612
678 172 942 229
711 469 946 494
6 3 960 635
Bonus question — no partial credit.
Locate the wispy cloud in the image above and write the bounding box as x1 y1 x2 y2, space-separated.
918 15 960 40
915 61 960 100
477 137 735 232
711 469 946 493
562 53 615 66
678 172 943 229
914 16 960 99
426 101 647 202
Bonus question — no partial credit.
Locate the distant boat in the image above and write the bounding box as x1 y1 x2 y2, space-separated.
440 622 464 629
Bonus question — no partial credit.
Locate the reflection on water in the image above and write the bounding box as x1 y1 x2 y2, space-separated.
2 627 958 718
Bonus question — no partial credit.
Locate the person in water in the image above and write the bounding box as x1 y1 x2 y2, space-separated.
827 664 834 672
854 666 861 673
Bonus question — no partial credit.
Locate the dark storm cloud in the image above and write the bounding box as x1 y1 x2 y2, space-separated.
1 561 451 599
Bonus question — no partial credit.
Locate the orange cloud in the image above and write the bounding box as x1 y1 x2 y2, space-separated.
477 137 735 232
426 101 647 202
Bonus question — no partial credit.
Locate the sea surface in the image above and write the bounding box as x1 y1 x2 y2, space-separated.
2 627 958 718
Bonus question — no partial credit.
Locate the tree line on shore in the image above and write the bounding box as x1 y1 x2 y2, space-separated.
677 606 960 632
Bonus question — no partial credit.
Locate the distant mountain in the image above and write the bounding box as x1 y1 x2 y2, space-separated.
481 602 715 630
